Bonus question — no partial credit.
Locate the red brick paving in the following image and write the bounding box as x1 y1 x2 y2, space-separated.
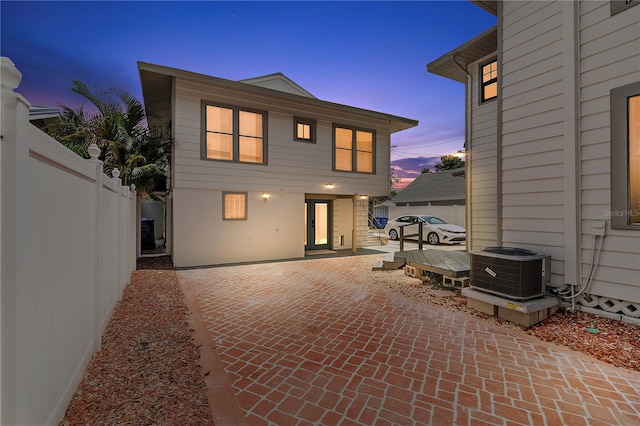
178 255 640 425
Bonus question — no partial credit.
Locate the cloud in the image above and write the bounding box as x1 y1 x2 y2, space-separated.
391 156 441 179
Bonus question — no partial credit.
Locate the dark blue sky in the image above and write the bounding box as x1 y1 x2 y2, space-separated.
1 1 495 185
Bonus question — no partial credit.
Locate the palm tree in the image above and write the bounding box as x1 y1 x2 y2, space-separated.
46 81 172 196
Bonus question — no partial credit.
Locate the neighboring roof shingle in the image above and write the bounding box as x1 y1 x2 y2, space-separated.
391 168 465 205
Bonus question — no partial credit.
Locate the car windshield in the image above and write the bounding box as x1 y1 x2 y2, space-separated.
420 216 446 225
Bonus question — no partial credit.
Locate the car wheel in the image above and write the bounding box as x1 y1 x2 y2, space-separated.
427 232 439 245
389 229 398 240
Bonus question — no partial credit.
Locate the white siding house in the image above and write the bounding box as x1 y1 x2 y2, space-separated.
138 63 418 267
428 0 640 321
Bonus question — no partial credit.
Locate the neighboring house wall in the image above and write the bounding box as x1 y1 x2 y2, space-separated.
389 169 467 228
468 56 499 249
576 0 640 307
1 58 136 425
500 0 640 305
430 0 639 319
500 0 569 286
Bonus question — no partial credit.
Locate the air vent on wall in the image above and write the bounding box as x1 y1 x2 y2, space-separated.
470 247 551 300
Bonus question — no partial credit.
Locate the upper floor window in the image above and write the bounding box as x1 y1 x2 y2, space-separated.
203 102 267 164
480 58 498 103
334 125 375 173
611 0 638 15
294 117 316 143
611 82 640 229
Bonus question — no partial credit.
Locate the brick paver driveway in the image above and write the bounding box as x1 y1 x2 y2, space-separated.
178 255 640 425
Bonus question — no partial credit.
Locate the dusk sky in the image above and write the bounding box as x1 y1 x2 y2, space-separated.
1 1 495 186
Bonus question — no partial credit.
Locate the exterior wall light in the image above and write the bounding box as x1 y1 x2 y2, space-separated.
262 193 270 201
325 183 334 189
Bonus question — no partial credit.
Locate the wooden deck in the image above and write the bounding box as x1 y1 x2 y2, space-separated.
389 249 470 278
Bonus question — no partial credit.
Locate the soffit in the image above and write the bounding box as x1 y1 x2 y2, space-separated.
471 0 498 16
426 26 497 83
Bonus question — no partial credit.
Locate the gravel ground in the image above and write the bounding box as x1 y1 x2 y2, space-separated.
61 254 640 424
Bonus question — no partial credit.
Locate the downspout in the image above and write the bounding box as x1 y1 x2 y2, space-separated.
496 1 504 246
561 0 582 304
451 54 472 251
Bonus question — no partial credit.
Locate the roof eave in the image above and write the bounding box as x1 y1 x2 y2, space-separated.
426 26 498 83
138 62 418 134
471 0 498 16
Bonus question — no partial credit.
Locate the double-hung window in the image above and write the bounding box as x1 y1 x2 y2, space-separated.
334 125 375 173
203 102 267 164
611 82 640 229
479 58 498 103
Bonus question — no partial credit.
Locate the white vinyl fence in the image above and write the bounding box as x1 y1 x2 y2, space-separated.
1 57 137 425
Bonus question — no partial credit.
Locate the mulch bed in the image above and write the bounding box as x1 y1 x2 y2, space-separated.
60 256 213 425
61 255 640 424
527 308 640 371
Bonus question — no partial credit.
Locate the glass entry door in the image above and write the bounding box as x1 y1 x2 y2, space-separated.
305 200 331 250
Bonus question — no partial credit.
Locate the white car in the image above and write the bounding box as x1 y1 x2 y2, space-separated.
384 215 466 245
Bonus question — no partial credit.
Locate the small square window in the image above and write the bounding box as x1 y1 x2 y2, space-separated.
294 117 316 143
223 192 247 220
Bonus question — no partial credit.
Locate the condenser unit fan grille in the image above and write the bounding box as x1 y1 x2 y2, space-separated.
470 247 549 300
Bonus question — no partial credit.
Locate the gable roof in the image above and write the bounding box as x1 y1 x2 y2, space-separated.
391 168 465 205
239 73 317 99
138 62 418 134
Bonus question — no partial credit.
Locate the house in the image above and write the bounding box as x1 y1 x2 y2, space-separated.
428 0 640 321
387 168 465 226
138 63 418 267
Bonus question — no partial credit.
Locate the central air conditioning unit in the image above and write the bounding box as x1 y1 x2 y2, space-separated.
470 247 551 300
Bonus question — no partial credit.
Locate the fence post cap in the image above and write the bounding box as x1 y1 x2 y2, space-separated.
88 143 101 159
112 168 120 179
1 57 22 91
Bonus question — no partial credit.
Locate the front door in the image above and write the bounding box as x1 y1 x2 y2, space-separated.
305 200 331 251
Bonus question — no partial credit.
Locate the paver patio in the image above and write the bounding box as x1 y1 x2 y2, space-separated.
178 255 640 425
